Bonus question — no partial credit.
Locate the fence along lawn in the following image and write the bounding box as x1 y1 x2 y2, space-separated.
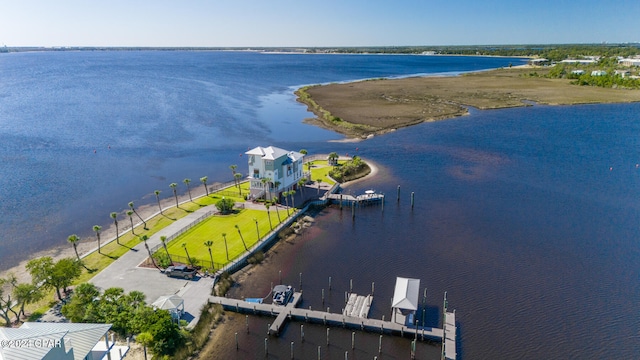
165 209 277 267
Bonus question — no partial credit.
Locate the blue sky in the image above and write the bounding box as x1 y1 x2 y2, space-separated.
1 0 638 47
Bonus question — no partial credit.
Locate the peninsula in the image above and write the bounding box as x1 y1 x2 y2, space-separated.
296 67 640 138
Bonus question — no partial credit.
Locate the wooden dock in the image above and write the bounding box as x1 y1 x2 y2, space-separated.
326 193 384 205
209 292 447 342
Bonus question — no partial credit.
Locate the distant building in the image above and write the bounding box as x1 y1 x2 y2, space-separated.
0 322 128 360
614 69 631 78
571 70 585 75
619 58 640 67
591 70 607 76
561 59 597 65
528 58 550 66
245 146 305 200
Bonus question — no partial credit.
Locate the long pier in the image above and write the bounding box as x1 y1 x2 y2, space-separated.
209 292 456 359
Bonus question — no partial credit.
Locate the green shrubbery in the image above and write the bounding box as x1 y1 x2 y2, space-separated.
62 284 185 356
328 156 371 183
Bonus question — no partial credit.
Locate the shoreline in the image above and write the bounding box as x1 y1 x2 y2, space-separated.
296 67 640 139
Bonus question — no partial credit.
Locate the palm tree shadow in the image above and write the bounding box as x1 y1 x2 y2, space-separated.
162 214 176 221
101 253 119 260
120 243 138 251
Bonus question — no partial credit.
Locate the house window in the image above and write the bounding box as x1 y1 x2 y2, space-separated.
253 169 260 178
287 165 292 176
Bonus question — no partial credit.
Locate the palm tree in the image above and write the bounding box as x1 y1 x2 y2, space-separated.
253 218 260 240
290 189 296 209
181 243 192 265
183 178 192 202
67 234 90 271
230 164 238 186
260 177 268 201
234 173 243 195
127 210 135 234
128 201 147 229
316 178 323 194
93 225 102 254
160 235 172 265
235 224 247 250
274 202 281 223
298 178 306 196
283 190 290 216
154 190 162 214
200 176 209 196
142 235 157 269
204 240 214 271
170 182 179 208
110 212 120 245
265 177 273 201
222 233 229 261
306 161 313 176
328 152 339 166
265 203 273 230
299 149 308 155
273 181 281 203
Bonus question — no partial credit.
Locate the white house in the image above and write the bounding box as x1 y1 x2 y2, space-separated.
0 322 128 360
591 70 607 76
245 146 305 200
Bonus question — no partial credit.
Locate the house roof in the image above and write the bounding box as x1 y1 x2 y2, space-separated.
0 322 111 360
245 146 303 162
391 277 421 311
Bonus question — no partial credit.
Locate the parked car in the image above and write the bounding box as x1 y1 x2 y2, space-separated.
164 265 197 279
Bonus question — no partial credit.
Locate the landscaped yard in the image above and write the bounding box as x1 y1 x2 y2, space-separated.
164 208 283 269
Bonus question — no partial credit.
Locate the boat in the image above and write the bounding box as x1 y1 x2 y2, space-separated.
272 285 293 306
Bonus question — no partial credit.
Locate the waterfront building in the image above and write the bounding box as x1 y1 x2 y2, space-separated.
391 277 421 325
245 146 305 200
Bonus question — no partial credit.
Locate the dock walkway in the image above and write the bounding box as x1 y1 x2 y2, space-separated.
209 292 445 341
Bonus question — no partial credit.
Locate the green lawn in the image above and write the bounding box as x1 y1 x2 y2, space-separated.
308 159 346 186
165 208 281 269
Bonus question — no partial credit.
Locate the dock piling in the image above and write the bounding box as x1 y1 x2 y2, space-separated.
352 331 355 349
379 335 382 354
326 328 330 345
322 288 325 304
235 332 238 350
397 185 400 202
301 324 304 342
299 272 302 289
411 192 415 209
328 276 332 290
246 315 249 333
264 338 268 356
372 282 375 295
290 341 294 359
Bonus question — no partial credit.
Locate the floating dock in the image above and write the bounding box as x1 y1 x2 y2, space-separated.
343 293 372 318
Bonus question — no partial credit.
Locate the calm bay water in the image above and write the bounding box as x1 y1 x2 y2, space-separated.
1 51 639 358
